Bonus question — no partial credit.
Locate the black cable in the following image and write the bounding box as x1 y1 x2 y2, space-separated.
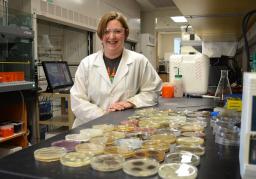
242 9 256 71
242 11 252 70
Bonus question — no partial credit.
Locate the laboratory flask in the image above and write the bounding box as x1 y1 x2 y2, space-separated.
214 70 232 107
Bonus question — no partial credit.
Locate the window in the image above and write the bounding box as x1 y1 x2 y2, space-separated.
174 38 181 54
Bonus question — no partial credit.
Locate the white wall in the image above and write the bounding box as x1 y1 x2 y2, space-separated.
140 11 155 35
158 32 181 60
140 7 182 70
141 7 182 34
8 0 31 12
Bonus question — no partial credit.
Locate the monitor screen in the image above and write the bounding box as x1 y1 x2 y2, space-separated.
42 61 73 92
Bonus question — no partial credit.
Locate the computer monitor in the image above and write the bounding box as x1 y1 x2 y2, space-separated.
42 61 73 92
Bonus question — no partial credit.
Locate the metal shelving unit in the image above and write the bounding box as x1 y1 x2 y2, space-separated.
0 3 35 151
0 81 35 92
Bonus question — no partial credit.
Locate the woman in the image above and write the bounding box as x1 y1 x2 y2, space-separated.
70 11 162 128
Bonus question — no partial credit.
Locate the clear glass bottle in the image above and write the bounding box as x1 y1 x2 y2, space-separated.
214 70 232 107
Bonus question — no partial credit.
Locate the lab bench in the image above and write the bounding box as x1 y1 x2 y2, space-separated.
0 98 241 179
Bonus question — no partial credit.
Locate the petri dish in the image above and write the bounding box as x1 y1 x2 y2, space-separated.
138 120 161 129
75 143 104 156
176 137 204 146
175 145 205 156
169 115 187 124
120 119 139 127
115 138 143 150
142 140 170 152
34 146 67 162
214 125 240 146
181 131 205 138
80 128 103 138
90 154 125 172
92 124 114 132
132 127 156 139
90 136 108 145
60 152 92 167
156 128 181 137
125 131 150 140
114 125 135 132
180 124 204 132
158 163 197 179
104 145 135 158
65 133 90 142
186 111 210 118
165 151 200 167
51 140 80 152
122 158 159 177
104 131 126 145
185 120 207 128
150 134 176 144
134 148 165 162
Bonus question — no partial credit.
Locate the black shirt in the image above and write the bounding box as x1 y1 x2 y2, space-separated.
103 54 122 83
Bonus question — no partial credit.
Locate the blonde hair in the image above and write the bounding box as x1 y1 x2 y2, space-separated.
97 11 129 40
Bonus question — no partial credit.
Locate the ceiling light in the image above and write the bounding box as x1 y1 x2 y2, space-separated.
170 16 187 23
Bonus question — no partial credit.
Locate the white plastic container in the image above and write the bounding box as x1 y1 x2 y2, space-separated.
169 54 209 95
174 74 183 97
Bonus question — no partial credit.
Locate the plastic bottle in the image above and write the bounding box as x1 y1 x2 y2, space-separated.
174 68 183 97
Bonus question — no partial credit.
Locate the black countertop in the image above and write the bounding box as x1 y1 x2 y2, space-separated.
0 98 241 179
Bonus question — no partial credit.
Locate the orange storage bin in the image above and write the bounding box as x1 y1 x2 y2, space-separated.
13 72 25 81
162 84 174 98
0 125 14 137
0 72 24 82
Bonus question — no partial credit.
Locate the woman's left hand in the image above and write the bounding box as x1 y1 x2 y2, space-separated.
108 101 134 112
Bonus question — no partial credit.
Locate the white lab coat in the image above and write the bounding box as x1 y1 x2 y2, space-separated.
70 49 162 128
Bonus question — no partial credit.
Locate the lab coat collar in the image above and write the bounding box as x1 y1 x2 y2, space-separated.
93 51 111 86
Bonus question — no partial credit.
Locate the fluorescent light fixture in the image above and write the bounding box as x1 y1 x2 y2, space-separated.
170 16 187 23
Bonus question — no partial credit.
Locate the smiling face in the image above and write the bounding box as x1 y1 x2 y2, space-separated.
101 19 126 59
